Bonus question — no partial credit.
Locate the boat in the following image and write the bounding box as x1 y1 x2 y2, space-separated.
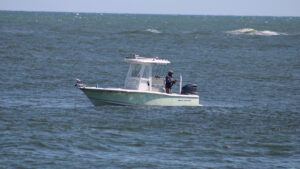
76 55 201 106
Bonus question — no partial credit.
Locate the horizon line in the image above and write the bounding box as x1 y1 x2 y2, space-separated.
1 9 300 18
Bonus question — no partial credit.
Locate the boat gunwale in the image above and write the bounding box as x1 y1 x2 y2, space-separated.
80 87 199 98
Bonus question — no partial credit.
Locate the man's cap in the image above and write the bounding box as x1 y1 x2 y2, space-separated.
168 70 174 74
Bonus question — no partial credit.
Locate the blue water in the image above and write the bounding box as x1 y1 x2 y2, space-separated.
0 11 299 168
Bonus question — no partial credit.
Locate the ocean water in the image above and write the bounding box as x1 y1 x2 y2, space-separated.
0 11 299 168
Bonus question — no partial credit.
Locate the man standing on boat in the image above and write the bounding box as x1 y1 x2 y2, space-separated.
165 70 177 94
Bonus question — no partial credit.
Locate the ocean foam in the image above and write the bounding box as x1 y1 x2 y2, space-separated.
145 29 161 34
227 28 286 36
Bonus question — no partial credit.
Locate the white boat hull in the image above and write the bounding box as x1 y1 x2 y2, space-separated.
80 87 200 106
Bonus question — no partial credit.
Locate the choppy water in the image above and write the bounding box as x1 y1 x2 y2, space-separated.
0 11 300 168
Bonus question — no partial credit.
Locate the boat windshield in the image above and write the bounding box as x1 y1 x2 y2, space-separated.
131 64 142 77
142 65 150 78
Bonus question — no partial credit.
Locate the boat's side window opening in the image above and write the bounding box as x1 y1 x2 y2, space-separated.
143 65 150 78
152 65 166 78
131 64 142 77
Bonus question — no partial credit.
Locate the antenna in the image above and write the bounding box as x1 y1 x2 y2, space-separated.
179 74 182 94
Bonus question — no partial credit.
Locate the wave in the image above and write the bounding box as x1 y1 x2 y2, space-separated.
117 29 162 35
226 28 287 36
1 29 34 36
117 30 142 34
145 29 161 34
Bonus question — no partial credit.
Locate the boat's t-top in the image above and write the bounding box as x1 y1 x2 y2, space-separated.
124 55 170 65
124 55 172 92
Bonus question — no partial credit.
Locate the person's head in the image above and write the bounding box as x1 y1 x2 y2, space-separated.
168 70 174 77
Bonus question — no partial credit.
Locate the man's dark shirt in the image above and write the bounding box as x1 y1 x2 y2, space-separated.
165 75 174 89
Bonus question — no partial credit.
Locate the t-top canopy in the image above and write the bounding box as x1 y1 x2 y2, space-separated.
124 55 170 65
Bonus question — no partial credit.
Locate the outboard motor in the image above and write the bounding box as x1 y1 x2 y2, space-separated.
181 84 198 95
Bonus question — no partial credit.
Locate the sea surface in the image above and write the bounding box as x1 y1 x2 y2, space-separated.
0 11 299 168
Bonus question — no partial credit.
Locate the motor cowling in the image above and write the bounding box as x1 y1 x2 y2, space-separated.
181 84 198 95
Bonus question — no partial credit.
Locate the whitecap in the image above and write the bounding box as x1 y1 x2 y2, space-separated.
226 28 286 36
145 29 161 34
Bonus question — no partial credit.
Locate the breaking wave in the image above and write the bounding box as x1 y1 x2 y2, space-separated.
226 28 287 36
117 29 162 35
145 29 161 34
